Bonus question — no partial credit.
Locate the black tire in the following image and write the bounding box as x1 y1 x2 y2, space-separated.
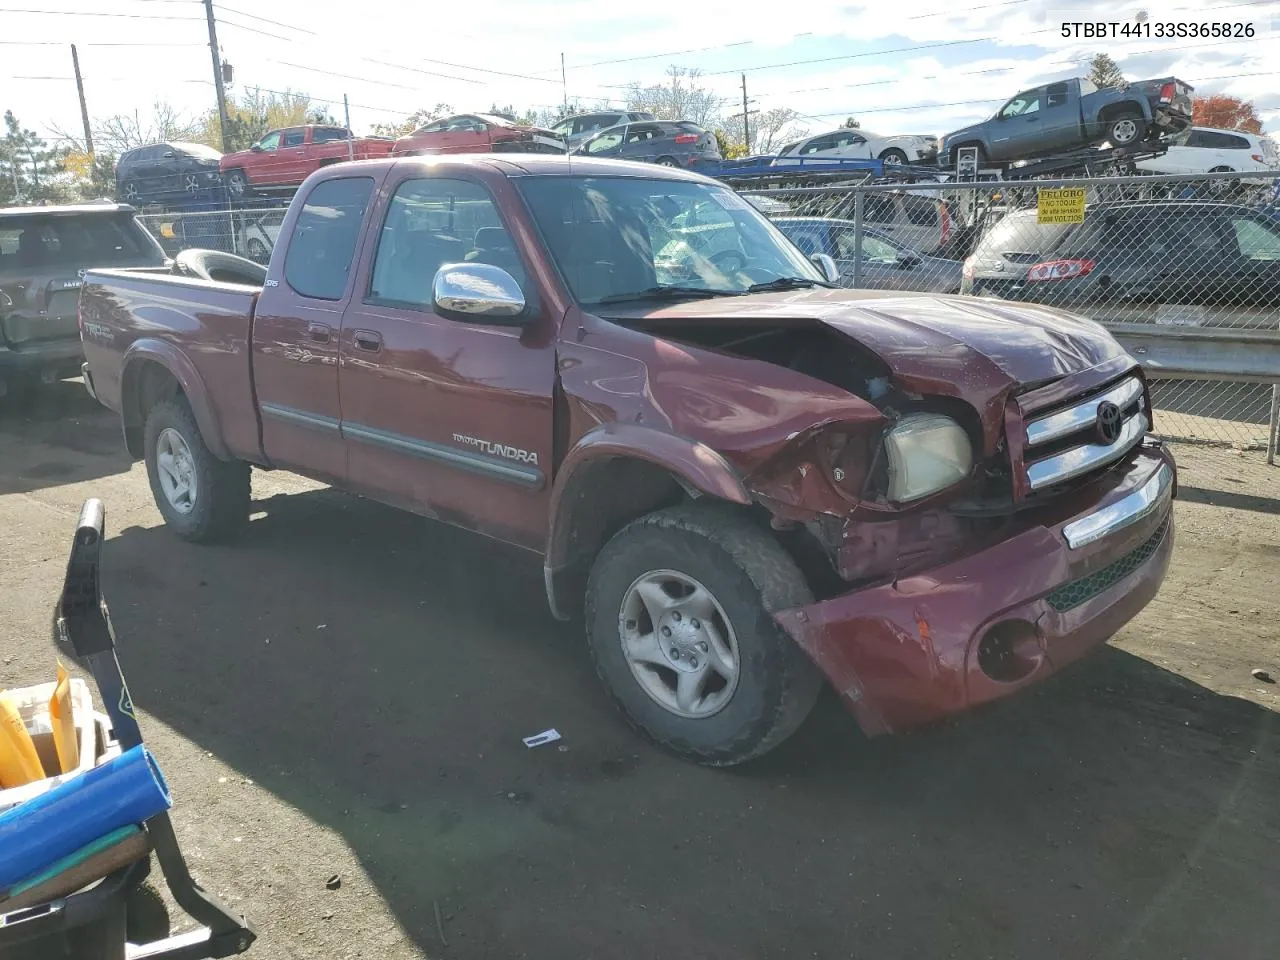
585 503 823 766
143 396 249 542
225 168 249 198
172 248 268 285
122 181 140 202
879 148 909 164
655 156 679 167
126 879 171 944
1107 111 1146 147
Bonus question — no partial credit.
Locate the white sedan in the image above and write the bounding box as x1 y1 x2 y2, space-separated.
1134 126 1279 175
771 128 938 166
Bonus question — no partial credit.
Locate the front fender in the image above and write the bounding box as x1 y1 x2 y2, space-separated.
121 338 230 461
543 422 750 571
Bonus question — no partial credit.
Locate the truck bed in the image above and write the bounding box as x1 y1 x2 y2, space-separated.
78 268 265 463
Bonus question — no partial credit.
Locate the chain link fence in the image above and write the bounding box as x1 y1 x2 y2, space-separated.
136 202 287 266
740 170 1280 460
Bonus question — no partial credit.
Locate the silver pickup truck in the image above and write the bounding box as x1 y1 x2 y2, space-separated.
941 76 1194 165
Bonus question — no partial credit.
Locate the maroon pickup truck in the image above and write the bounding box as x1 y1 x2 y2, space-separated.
78 155 1176 765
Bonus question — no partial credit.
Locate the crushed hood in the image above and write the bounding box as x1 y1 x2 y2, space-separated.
601 290 1131 451
605 289 1126 393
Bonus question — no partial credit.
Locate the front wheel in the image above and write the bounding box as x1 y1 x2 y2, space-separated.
225 169 249 199
144 397 250 542
585 504 823 766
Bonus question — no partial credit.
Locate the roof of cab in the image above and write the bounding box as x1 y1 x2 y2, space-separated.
324 153 721 185
0 201 137 219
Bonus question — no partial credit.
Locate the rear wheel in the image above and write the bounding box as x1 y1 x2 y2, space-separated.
144 397 249 542
655 156 679 167
246 237 269 262
122 181 139 202
879 148 909 164
1107 112 1146 147
585 504 823 766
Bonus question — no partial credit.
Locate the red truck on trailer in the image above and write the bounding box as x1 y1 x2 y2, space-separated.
219 124 394 198
77 154 1176 765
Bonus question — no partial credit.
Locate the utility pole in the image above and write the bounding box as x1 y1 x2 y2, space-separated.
344 94 353 161
203 0 232 153
561 53 569 116
70 44 93 155
741 74 751 154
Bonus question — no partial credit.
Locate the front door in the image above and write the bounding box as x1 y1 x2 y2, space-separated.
993 87 1047 159
277 128 310 183
337 173 558 549
251 175 378 484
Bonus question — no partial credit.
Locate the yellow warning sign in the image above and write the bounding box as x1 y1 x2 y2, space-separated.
1037 187 1086 224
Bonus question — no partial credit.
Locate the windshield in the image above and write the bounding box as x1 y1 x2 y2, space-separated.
515 176 824 304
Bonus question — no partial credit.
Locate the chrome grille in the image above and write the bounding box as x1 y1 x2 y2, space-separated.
1023 375 1148 492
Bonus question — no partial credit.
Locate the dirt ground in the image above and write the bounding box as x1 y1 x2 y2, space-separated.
2 382 1278 960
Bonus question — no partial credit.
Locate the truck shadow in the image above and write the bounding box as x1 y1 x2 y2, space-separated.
97 488 1278 960
0 380 134 495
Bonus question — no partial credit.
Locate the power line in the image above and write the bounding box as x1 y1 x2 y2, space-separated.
212 3 316 35
0 6 203 19
0 39 207 46
216 17 297 43
270 59 474 90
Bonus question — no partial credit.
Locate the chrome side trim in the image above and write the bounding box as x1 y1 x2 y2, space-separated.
341 421 544 489
1025 376 1143 448
1062 461 1173 549
259 402 340 433
1026 412 1149 490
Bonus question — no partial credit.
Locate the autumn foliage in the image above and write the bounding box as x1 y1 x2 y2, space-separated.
1191 95 1263 134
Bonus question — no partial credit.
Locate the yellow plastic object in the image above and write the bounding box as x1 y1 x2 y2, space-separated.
50 662 80 774
0 691 45 787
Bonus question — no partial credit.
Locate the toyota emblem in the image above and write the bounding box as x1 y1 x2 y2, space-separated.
1095 401 1123 444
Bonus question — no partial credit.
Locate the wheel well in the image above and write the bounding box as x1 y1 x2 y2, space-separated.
544 456 842 620
121 360 183 459
1099 101 1143 123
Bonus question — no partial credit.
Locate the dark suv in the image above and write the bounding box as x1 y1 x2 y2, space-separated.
961 200 1280 326
115 142 224 205
576 121 721 168
0 203 167 395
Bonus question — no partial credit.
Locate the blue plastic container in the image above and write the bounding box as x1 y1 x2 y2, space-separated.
0 744 170 890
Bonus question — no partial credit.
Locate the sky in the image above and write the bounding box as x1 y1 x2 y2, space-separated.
3 0 1278 150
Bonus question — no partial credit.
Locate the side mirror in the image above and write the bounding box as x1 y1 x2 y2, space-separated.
250 144 263 153
810 253 840 284
433 263 529 324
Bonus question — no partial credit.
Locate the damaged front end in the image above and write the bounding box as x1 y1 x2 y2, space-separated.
590 294 1175 738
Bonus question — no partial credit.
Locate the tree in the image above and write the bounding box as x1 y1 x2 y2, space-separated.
625 66 724 127
1192 95 1263 134
721 106 806 155
89 102 203 154
842 116 860 129
1087 53 1125 88
194 88 320 151
1 111 71 205
370 103 454 139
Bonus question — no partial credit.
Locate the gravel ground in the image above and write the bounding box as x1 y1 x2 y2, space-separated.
2 382 1278 960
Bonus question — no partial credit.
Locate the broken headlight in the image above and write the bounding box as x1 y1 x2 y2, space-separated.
883 414 973 502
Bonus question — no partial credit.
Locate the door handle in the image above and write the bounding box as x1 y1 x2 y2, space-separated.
306 322 332 344
352 329 383 352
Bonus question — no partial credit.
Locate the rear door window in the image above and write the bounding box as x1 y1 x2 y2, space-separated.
283 177 375 300
312 127 350 144
282 129 306 147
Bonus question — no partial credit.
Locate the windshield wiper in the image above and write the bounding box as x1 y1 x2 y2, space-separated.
595 286 745 304
746 276 833 293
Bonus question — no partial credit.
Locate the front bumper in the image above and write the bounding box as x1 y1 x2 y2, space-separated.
776 444 1176 736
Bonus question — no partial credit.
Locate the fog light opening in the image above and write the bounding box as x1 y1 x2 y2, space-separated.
977 620 1042 683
